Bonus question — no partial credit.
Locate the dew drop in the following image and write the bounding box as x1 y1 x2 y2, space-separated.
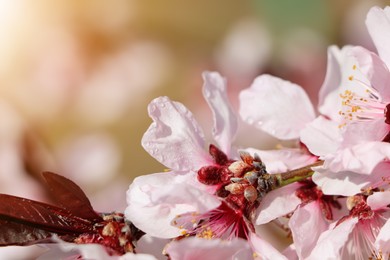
246 117 254 125
203 89 211 98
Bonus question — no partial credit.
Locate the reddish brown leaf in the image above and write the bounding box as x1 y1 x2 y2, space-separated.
42 172 102 222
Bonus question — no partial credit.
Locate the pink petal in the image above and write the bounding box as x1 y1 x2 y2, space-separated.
318 45 354 121
341 119 390 146
282 244 298 260
313 167 369 196
244 148 317 174
325 142 390 175
367 191 390 210
165 237 251 260
325 142 390 174
249 233 288 260
256 183 301 224
307 217 358 260
349 46 390 101
375 218 390 254
300 116 342 157
239 75 315 140
289 202 329 259
136 234 169 260
313 160 390 196
366 6 390 69
202 71 237 156
142 97 212 171
125 172 220 238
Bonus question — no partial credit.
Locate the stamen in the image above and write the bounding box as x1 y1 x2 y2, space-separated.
338 64 388 127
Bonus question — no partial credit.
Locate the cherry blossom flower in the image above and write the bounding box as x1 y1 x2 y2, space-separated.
126 71 238 238
125 71 286 257
307 192 390 260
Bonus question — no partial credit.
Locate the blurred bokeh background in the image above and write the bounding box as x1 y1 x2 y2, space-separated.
0 0 388 213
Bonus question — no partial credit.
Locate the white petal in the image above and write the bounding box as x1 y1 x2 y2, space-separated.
349 46 390 101
165 237 251 260
202 71 237 156
314 159 390 196
318 45 354 121
142 96 212 171
312 168 369 196
256 183 301 224
125 172 220 238
300 116 342 157
136 234 169 260
249 233 287 260
307 217 358 260
289 202 329 259
366 6 390 69
239 75 315 140
341 119 390 146
375 218 390 254
326 142 390 175
367 191 390 210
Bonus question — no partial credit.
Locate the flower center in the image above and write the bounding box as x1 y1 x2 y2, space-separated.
176 144 274 240
197 145 272 216
172 202 250 240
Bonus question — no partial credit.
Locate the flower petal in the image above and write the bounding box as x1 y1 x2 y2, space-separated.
375 218 390 255
367 191 390 210
289 202 329 259
142 96 212 171
202 71 237 156
256 183 301 224
165 237 251 260
239 75 315 140
318 45 354 121
307 217 358 260
136 234 169 260
249 233 288 260
366 6 390 69
314 160 390 196
300 116 342 157
125 172 220 238
349 46 390 101
324 142 390 175
341 119 390 146
313 168 369 196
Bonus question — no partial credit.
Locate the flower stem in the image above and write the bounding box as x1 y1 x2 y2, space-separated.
272 160 324 188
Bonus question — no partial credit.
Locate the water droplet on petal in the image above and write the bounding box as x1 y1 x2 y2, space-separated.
203 89 211 98
246 117 254 125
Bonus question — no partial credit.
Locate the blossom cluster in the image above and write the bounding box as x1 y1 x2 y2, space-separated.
123 6 390 260
2 5 390 260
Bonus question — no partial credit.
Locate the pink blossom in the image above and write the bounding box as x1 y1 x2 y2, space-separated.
126 72 238 238
307 193 390 259
126 71 285 257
